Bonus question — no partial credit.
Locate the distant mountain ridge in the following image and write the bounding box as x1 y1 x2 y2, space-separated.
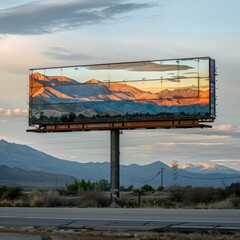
177 162 239 174
0 165 76 189
0 139 239 188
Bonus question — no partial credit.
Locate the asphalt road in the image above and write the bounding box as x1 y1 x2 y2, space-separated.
0 208 239 232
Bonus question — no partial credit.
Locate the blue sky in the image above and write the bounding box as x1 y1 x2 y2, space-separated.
0 0 240 170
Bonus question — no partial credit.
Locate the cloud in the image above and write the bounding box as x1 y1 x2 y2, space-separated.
88 61 193 72
185 124 240 140
44 47 95 61
0 0 155 35
213 124 234 131
0 108 28 117
211 159 240 163
0 34 8 40
44 49 194 70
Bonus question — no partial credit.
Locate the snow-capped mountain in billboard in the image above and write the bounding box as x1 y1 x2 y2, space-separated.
30 72 209 105
29 72 210 124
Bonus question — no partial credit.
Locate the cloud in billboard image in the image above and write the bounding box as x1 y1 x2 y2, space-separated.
28 57 215 125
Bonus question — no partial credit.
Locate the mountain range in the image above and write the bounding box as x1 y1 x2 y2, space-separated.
177 162 240 174
0 165 76 189
0 139 239 189
29 72 210 124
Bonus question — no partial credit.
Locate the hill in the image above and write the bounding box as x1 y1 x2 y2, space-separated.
0 139 239 188
0 165 76 189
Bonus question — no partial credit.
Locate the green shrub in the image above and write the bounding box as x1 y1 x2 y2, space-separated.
157 186 165 192
189 233 209 240
141 184 154 192
0 186 8 199
41 234 52 240
8 186 23 200
66 179 79 194
227 183 240 197
231 196 240 208
0 185 23 200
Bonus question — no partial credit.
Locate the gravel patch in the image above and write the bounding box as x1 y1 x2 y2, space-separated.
0 232 41 240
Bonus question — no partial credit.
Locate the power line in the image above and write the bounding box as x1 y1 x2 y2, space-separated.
134 170 161 184
164 168 240 180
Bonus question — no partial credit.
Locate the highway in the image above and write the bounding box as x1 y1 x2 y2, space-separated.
0 208 239 232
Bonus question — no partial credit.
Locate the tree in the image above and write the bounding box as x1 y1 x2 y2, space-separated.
66 180 79 194
98 179 110 191
141 184 154 192
0 186 23 200
60 112 76 122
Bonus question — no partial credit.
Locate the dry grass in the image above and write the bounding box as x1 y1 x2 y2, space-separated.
0 228 240 240
196 196 240 209
0 187 239 209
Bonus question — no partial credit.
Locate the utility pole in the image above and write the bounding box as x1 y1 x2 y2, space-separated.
172 160 178 181
160 168 164 188
110 129 120 204
55 175 58 190
132 176 134 192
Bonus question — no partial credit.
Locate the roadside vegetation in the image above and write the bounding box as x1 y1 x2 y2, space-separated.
0 181 239 209
0 228 240 240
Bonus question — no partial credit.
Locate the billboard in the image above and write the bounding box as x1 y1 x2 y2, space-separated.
29 57 216 127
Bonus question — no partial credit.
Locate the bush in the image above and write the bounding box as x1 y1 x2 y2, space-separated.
81 191 109 207
157 186 165 192
7 186 23 200
0 186 7 198
227 183 240 197
167 185 227 205
41 235 52 240
29 190 45 207
141 184 154 192
66 180 79 194
167 185 185 202
45 191 62 207
189 233 208 240
198 196 240 209
0 199 12 207
152 198 175 208
0 185 23 200
66 179 96 195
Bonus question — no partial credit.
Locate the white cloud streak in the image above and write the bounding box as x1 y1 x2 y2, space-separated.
0 108 28 117
213 124 235 131
211 159 240 163
44 47 95 61
0 0 155 35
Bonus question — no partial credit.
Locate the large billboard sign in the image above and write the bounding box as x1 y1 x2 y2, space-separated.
29 57 216 129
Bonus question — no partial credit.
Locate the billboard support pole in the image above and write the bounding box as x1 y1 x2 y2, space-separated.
110 129 120 204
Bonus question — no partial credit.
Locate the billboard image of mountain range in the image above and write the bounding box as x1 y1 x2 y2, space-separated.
29 58 215 125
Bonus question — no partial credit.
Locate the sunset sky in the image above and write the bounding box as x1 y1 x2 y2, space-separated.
30 58 209 93
0 0 240 170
